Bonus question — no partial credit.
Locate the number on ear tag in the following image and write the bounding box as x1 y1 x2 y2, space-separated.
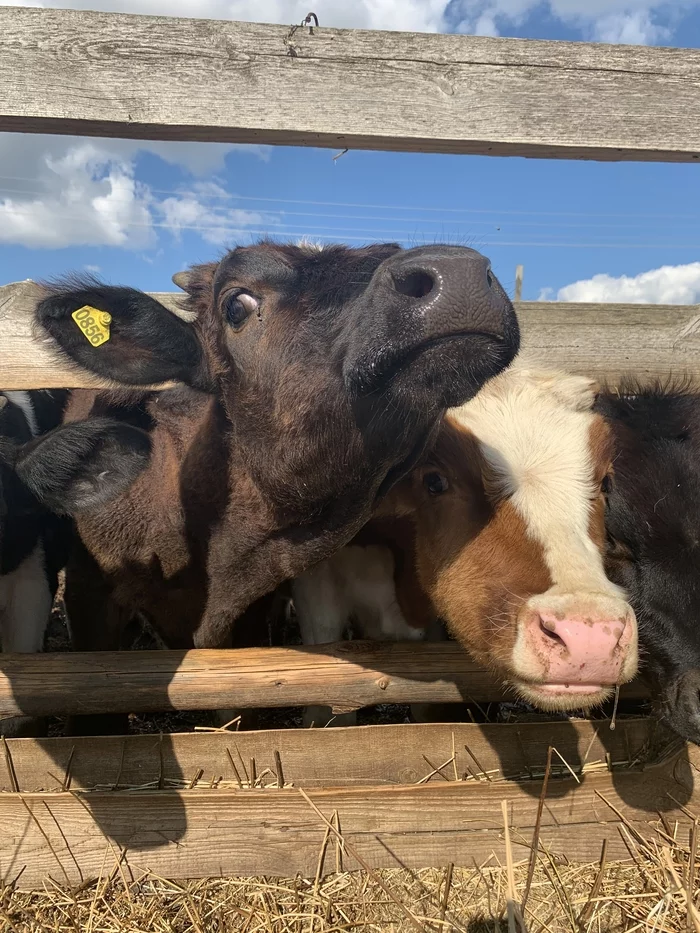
71 305 112 347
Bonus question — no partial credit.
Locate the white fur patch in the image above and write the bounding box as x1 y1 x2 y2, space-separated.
293 545 424 645
4 391 39 437
296 238 326 253
450 368 622 598
0 543 52 653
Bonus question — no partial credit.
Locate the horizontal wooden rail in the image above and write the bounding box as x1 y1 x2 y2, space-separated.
3 281 700 390
0 642 649 719
0 719 672 793
1 7 700 161
0 722 694 888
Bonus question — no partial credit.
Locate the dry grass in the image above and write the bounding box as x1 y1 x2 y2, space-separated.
0 845 696 933
21 589 686 932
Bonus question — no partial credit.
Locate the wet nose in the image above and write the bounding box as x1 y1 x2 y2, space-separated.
381 246 510 341
528 611 635 684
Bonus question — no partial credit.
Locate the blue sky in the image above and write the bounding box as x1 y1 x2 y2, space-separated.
1 0 699 303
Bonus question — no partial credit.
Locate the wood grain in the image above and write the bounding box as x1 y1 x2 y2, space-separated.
0 281 187 390
0 719 673 793
1 7 700 161
1 742 696 888
2 281 700 390
0 643 649 719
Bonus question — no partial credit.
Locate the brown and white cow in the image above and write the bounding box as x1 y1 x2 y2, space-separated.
35 242 518 685
294 368 638 721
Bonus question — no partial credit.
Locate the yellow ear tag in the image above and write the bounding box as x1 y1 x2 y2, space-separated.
71 305 112 347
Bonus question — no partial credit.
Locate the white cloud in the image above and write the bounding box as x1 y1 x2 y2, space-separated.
129 140 270 175
590 10 670 43
0 140 155 249
2 0 698 44
0 134 275 249
543 263 700 304
158 184 273 245
1 0 452 31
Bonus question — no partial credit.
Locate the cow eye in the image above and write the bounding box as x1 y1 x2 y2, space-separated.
601 475 612 495
423 471 449 496
224 291 260 330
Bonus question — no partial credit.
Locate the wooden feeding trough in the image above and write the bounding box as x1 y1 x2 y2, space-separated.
0 5 700 891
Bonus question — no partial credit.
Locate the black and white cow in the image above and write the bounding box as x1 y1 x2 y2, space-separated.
0 391 152 735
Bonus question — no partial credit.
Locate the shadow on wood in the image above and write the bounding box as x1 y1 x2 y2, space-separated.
0 721 696 888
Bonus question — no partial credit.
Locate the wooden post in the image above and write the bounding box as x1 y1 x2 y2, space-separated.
515 265 524 302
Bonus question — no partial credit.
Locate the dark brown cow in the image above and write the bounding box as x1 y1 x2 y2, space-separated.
294 368 639 721
35 242 519 675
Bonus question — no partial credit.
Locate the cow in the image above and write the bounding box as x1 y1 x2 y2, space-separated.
0 390 151 735
293 517 444 726
293 368 639 723
34 242 519 727
596 380 700 744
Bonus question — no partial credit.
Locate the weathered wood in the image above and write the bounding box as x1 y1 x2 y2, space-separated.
0 719 671 793
0 643 649 719
2 7 700 161
1 740 696 889
516 301 700 386
0 281 187 390
2 281 700 390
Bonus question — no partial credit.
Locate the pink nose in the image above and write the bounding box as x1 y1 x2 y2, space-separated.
528 611 633 684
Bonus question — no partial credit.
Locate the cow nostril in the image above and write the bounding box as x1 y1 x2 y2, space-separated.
539 618 566 649
486 268 494 288
392 270 435 300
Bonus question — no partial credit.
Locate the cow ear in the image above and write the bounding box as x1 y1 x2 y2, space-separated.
172 271 191 290
36 280 210 390
15 419 151 514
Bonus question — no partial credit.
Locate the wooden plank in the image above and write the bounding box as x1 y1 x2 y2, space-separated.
1 743 697 888
0 280 186 390
517 301 700 386
0 719 671 793
0 643 649 720
3 281 700 390
2 7 700 161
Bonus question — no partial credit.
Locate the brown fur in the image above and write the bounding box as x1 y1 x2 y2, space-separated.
368 410 615 681
55 242 518 655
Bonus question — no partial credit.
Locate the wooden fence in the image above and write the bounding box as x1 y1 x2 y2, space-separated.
3 279 700 389
0 5 699 889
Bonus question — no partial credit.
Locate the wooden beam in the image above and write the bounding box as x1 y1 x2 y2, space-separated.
1 739 696 888
3 281 700 390
516 301 700 386
0 281 186 390
0 643 649 719
1 7 700 161
0 719 672 793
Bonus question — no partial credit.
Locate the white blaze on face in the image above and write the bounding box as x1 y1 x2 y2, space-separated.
448 369 623 600
3 392 39 438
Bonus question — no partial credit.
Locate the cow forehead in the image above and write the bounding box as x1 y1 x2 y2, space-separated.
448 370 618 594
214 242 402 297
451 374 600 500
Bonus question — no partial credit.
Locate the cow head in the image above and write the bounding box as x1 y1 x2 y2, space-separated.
597 382 700 744
386 369 638 712
36 242 518 524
